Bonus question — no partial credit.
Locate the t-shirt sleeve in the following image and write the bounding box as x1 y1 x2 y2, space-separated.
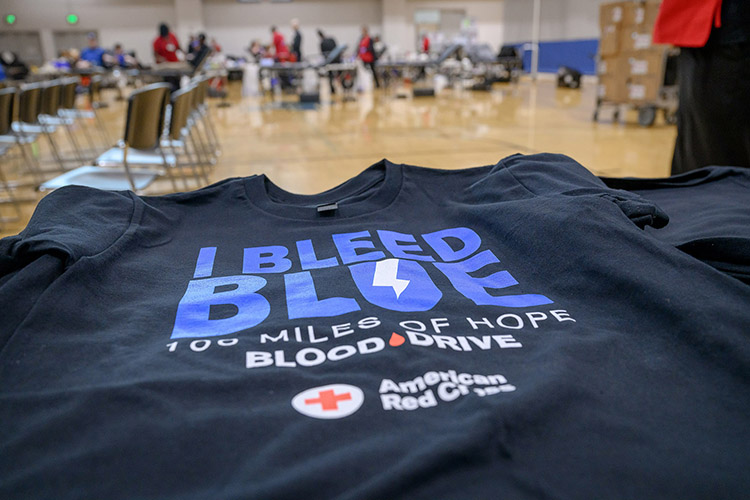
0 186 135 345
495 153 669 229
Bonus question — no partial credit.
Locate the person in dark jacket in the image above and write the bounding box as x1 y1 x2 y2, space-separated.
318 29 339 93
187 33 211 68
291 19 302 62
654 0 750 174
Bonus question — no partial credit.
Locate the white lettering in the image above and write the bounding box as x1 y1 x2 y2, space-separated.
261 330 289 343
296 347 326 367
331 323 354 338
358 317 381 329
326 344 357 361
246 351 273 368
525 311 547 328
550 309 576 322
492 335 523 348
497 314 524 329
430 318 450 333
466 317 494 330
406 331 434 346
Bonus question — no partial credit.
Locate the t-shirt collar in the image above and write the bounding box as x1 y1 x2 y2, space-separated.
243 159 403 221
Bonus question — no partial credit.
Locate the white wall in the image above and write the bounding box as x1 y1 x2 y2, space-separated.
405 0 503 53
0 0 175 64
1 0 505 65
203 0 382 60
503 0 605 43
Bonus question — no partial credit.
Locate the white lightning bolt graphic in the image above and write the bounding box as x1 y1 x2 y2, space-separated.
372 259 410 299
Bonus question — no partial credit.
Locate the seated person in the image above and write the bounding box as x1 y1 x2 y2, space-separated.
80 32 107 67
0 51 30 80
187 33 211 68
153 23 182 64
103 43 139 68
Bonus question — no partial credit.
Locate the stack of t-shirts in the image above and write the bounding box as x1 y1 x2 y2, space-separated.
1 154 749 499
602 167 750 285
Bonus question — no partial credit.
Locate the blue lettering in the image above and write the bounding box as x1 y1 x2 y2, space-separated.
377 230 434 261
423 227 481 262
434 250 553 307
171 275 270 339
332 231 385 264
193 247 216 278
296 239 339 270
243 245 292 274
285 271 360 319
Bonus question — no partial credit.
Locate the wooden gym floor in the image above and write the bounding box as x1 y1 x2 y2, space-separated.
0 77 676 237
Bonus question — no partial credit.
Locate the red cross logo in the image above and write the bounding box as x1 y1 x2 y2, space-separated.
305 389 352 411
292 384 364 419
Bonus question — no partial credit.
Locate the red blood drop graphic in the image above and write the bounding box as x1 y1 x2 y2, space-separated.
389 332 406 347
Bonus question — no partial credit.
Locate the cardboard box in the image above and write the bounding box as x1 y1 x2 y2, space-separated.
625 48 666 76
598 74 627 102
626 74 661 103
600 24 621 56
600 2 627 29
597 55 627 77
621 27 656 52
622 1 661 29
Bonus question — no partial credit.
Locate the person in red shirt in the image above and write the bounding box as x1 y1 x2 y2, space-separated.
422 34 430 54
358 25 380 88
271 26 292 62
653 0 750 174
153 23 182 63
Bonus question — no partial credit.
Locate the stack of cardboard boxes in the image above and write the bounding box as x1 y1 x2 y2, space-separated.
597 1 667 104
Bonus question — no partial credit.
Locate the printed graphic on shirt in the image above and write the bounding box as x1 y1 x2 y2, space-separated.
379 369 516 411
291 384 364 419
169 226 555 339
288 370 515 419
166 307 577 368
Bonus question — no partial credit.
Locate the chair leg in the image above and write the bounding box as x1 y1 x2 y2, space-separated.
167 144 191 191
188 126 211 170
158 148 179 191
20 140 43 185
63 122 85 164
42 124 66 172
185 134 210 185
94 109 112 149
175 139 203 188
80 118 98 158
121 146 139 192
203 107 221 154
193 118 215 166
0 159 23 221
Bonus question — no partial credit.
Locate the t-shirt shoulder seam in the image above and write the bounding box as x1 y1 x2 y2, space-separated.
83 191 141 262
496 156 538 197
0 193 139 354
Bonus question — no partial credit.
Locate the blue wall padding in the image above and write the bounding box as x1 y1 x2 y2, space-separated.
514 39 599 75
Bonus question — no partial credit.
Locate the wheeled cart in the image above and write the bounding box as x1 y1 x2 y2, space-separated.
594 48 679 127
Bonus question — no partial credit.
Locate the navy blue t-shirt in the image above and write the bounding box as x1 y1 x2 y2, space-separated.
602 166 750 284
1 155 749 499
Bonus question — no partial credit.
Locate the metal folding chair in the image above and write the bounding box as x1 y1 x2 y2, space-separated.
57 76 101 161
0 88 27 227
190 76 221 164
40 83 173 193
162 85 210 189
0 86 44 184
12 81 77 173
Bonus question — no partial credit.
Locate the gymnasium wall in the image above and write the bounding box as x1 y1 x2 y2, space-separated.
0 0 594 71
403 0 503 55
202 0 382 61
502 0 608 74
0 0 176 66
